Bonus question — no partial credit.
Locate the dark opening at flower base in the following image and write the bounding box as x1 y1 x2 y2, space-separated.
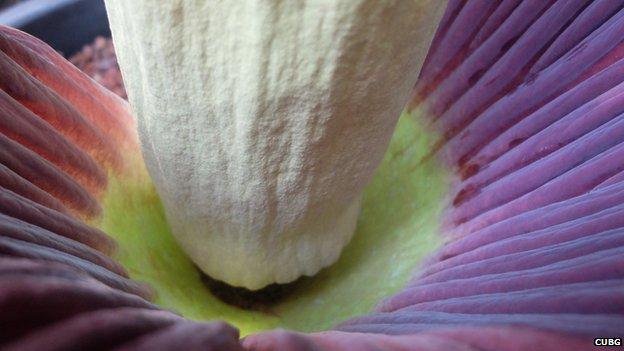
200 269 307 315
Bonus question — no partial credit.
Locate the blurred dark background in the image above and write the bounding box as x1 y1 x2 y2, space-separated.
0 0 126 98
0 0 109 56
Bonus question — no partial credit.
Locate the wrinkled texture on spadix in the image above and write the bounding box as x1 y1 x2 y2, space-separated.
105 0 446 289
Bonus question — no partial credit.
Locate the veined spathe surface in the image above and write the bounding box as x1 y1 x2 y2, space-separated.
105 0 446 290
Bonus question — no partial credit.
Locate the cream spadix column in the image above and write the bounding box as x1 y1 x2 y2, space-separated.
104 0 446 290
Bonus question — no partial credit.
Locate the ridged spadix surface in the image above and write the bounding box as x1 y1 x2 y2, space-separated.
104 0 445 289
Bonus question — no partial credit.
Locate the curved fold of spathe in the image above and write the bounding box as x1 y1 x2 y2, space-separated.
1 0 624 349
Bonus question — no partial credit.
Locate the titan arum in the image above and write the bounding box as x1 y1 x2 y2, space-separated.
1 0 623 349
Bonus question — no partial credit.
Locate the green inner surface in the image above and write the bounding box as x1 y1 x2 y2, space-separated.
98 110 448 336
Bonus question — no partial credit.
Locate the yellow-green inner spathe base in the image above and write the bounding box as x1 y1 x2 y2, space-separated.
97 110 448 336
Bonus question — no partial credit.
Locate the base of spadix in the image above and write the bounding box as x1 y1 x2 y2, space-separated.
96 111 448 336
166 194 362 290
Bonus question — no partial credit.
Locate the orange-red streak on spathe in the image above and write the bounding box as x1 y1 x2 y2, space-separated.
0 25 138 220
